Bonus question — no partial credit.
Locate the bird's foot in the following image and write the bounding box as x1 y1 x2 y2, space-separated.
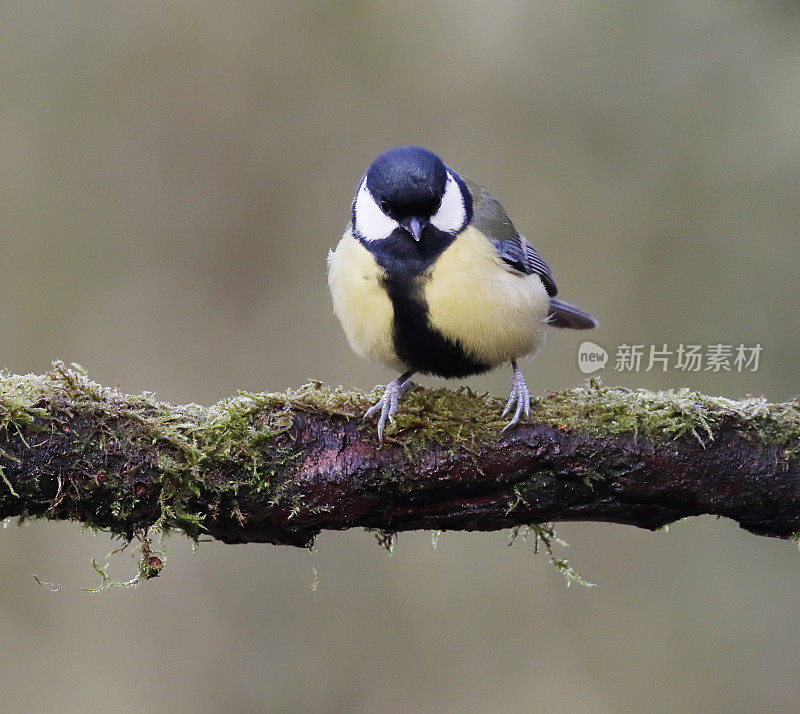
364 374 414 441
501 362 530 432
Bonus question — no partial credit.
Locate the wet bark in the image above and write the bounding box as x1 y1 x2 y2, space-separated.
1 374 798 547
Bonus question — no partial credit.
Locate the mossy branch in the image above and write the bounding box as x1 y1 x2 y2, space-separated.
1 363 799 550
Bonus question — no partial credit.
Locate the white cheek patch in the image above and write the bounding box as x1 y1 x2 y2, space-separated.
354 180 398 242
430 172 466 234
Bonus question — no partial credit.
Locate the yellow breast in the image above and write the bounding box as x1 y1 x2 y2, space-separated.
327 230 404 371
423 226 550 366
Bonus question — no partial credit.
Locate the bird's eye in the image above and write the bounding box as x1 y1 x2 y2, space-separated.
380 200 391 214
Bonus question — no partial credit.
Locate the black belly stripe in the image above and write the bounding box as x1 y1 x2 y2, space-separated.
383 274 491 379
360 225 492 378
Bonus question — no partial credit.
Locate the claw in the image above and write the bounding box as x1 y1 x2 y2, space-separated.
364 372 414 441
501 361 530 432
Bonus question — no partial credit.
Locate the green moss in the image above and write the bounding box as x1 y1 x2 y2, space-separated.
529 378 800 448
2 368 797 534
227 381 510 454
0 371 49 498
389 386 508 452
240 377 800 453
1 368 798 508
0 373 48 431
251 379 377 418
2 365 798 585
509 524 595 588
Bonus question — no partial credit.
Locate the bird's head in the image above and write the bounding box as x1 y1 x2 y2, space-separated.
352 146 471 243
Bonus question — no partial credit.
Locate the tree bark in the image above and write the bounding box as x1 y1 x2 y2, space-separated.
1 365 798 549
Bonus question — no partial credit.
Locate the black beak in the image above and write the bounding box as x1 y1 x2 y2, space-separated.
400 216 426 242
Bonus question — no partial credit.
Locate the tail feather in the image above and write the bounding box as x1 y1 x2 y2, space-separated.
548 298 597 329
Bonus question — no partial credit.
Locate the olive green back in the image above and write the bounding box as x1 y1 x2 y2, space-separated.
463 177 519 243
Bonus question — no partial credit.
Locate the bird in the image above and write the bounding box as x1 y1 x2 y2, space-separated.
328 146 597 440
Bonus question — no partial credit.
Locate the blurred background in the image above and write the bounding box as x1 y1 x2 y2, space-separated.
1 1 799 711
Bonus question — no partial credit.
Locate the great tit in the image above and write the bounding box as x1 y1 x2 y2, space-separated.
328 146 596 440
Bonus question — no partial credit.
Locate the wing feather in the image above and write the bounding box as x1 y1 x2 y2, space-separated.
491 234 558 297
463 176 596 328
463 177 558 296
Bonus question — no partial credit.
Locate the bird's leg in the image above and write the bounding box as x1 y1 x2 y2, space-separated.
501 360 530 431
364 371 415 441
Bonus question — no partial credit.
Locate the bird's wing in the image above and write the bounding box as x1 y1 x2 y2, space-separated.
463 178 559 297
491 233 558 297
